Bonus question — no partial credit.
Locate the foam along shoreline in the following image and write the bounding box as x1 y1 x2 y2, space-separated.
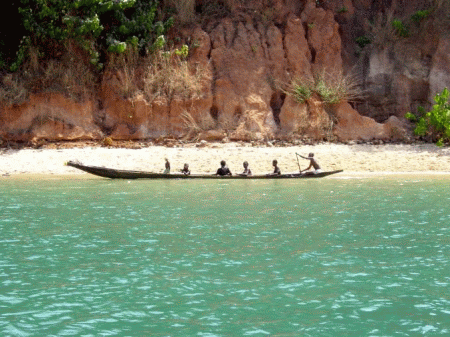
1 143 450 177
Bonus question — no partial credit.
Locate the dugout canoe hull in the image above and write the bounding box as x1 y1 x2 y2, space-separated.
67 161 343 180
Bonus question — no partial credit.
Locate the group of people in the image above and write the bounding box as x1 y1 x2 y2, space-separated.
162 153 321 176
163 158 191 175
214 153 321 176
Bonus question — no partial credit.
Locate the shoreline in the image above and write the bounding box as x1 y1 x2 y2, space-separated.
1 143 450 178
3 171 450 180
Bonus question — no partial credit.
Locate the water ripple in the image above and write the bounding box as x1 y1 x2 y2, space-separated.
0 178 449 336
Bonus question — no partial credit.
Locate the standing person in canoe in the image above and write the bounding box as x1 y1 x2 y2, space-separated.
216 160 232 176
239 161 252 176
299 153 322 174
267 159 281 176
163 158 170 174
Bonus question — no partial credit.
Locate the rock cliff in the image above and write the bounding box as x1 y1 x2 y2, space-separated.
1 0 448 144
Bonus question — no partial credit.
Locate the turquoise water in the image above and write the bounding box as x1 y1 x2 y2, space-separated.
0 177 449 336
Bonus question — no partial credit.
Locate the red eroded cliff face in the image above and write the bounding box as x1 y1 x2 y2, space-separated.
1 0 448 144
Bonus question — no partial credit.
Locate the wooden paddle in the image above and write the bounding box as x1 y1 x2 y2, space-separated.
295 153 302 173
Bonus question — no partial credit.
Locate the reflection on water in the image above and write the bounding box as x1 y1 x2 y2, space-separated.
0 178 449 336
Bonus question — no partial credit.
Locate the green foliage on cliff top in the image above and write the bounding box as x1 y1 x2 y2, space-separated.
406 88 450 146
0 0 178 104
6 0 173 71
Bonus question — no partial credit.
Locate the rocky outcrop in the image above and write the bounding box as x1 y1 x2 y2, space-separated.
209 18 279 140
0 93 101 142
339 0 450 121
430 37 450 99
360 36 438 121
301 1 343 75
279 95 332 140
284 15 312 79
94 26 215 140
1 0 449 144
330 102 408 141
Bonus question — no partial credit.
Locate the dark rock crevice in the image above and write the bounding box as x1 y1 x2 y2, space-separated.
270 91 285 126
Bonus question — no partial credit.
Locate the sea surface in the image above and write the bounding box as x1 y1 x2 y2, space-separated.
0 176 449 336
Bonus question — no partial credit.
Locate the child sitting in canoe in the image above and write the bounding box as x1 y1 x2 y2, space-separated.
239 161 252 176
267 159 281 176
216 160 232 176
180 163 191 175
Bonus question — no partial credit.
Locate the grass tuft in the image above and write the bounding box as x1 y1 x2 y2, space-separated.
181 110 216 139
103 45 210 103
143 50 210 102
0 74 29 106
286 71 365 105
105 47 141 99
0 41 96 105
289 78 314 104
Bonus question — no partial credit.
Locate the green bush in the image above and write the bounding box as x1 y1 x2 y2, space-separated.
391 19 409 37
355 36 371 48
406 88 450 146
411 9 431 22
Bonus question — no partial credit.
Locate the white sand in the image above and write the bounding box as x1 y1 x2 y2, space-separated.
1 143 450 178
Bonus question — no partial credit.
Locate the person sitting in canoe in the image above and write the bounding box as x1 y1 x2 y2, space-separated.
267 159 281 175
163 158 170 174
239 161 252 176
299 153 322 174
180 163 191 175
216 160 232 176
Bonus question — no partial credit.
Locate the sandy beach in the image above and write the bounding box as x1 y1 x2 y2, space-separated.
1 142 450 178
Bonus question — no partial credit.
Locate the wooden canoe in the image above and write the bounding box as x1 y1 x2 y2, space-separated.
67 161 343 180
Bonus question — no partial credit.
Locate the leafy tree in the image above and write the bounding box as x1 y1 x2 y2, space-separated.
405 88 450 146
